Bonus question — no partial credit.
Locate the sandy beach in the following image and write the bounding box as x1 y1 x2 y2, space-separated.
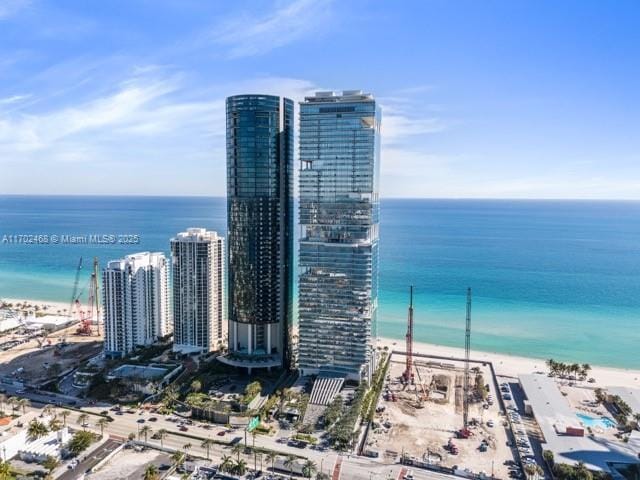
3 297 639 389
377 336 640 389
1 297 71 315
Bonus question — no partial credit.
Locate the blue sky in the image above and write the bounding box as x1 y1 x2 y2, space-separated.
1 0 639 198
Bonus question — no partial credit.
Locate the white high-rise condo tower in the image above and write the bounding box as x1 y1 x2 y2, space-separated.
171 228 226 354
298 90 381 382
102 252 170 358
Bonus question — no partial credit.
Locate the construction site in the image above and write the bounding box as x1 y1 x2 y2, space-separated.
0 257 104 388
366 288 516 479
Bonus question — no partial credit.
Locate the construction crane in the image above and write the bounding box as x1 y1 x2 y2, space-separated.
403 286 415 384
69 257 83 317
76 257 99 336
461 287 472 437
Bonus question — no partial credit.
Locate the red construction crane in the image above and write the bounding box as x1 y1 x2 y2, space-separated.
75 257 100 336
403 286 415 384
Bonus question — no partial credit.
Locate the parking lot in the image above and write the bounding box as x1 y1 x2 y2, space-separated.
498 377 546 479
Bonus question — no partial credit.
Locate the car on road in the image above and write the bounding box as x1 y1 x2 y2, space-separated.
487 420 495 427
217 430 225 436
180 426 188 432
149 417 158 422
137 419 145 424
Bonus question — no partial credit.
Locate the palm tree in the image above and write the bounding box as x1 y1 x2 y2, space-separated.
234 458 247 476
191 380 202 393
156 428 168 448
219 455 233 473
140 425 152 443
182 442 192 460
231 443 243 462
77 413 89 430
284 455 296 479
303 459 317 478
42 455 59 479
27 419 49 440
16 398 30 415
163 385 178 407
42 404 54 418
171 450 185 466
0 460 11 480
266 452 278 473
96 418 109 436
144 464 159 480
59 410 70 426
48 418 63 432
200 438 214 460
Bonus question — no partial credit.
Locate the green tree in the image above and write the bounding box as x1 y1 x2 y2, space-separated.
143 464 159 480
156 428 168 448
234 459 247 476
219 455 233 473
42 455 59 478
231 443 242 462
303 459 317 478
171 451 185 466
27 419 49 440
266 452 278 473
48 418 63 432
182 442 192 460
59 410 71 426
284 455 296 478
76 413 89 430
67 431 96 456
96 417 109 436
16 398 30 415
191 380 202 393
0 461 11 480
200 438 214 460
140 425 152 443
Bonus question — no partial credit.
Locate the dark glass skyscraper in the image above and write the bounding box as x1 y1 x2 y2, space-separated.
298 90 381 381
221 94 294 372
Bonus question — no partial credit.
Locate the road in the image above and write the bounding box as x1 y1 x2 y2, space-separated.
12 390 460 480
57 439 121 480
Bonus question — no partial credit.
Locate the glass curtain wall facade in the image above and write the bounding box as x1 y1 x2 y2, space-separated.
224 94 294 371
298 90 381 381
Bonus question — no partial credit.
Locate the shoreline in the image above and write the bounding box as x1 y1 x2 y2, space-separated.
4 297 639 387
377 336 640 388
1 297 71 315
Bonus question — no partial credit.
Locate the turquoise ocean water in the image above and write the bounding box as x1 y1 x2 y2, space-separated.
1 196 639 369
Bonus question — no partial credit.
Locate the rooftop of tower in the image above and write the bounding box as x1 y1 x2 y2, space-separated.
303 90 374 103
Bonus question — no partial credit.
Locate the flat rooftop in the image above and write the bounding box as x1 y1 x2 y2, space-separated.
110 363 177 380
520 374 639 471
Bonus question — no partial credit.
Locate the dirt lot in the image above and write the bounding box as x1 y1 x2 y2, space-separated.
0 324 103 384
368 355 515 478
90 447 172 480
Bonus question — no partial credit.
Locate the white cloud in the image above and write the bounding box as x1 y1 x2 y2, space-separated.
0 94 31 105
211 0 333 58
0 0 29 20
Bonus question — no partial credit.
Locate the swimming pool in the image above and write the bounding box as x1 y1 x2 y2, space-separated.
576 413 617 429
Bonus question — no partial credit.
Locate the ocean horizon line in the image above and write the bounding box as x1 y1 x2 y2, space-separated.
3 194 640 203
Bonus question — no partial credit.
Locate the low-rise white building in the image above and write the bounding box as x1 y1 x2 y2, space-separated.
0 412 71 462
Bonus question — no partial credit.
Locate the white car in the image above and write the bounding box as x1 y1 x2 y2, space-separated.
487 420 495 427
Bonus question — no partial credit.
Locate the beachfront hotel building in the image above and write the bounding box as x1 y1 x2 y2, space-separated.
102 252 170 358
298 90 381 381
171 228 225 354
220 94 294 372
